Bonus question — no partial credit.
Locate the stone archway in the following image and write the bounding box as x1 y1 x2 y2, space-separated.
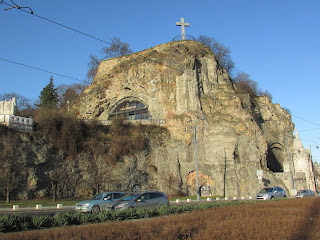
185 171 214 196
108 97 151 120
267 142 285 172
200 184 211 196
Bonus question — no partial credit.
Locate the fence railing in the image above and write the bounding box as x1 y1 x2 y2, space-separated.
172 35 195 41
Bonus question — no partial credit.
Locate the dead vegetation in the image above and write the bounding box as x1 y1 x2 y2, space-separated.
1 198 319 240
34 110 167 161
0 111 169 201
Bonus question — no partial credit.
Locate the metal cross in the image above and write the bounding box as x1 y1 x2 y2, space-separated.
176 17 190 40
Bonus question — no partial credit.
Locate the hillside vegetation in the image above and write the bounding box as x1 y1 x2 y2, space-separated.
0 110 169 202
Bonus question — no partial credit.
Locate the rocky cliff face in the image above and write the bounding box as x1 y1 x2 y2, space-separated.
72 41 296 197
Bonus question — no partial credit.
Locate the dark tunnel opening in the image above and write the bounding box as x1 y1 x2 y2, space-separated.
266 147 284 172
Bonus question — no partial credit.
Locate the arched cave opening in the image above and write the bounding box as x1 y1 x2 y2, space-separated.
266 146 284 172
108 98 151 120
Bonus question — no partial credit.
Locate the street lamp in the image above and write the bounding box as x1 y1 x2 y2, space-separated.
193 113 200 201
286 134 295 195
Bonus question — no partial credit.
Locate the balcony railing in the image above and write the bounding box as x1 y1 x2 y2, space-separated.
172 35 195 41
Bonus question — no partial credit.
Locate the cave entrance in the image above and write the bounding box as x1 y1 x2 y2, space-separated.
108 98 151 120
200 184 211 196
266 143 284 172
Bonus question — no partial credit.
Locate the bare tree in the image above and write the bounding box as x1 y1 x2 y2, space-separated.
102 36 133 59
0 92 32 111
0 131 26 203
233 72 258 96
57 83 87 108
87 37 133 82
46 158 70 201
233 71 273 100
162 171 181 197
87 54 100 81
86 156 109 194
197 35 235 75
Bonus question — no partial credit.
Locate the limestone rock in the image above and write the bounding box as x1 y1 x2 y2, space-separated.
69 40 309 197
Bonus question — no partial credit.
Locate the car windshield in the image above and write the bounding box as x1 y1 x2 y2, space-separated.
259 188 273 193
301 190 307 193
119 193 140 201
91 193 104 200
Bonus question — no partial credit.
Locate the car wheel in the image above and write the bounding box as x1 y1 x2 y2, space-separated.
91 205 100 214
283 195 287 198
270 196 274 200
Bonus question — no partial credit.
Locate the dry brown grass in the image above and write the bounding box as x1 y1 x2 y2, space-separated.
1 198 319 240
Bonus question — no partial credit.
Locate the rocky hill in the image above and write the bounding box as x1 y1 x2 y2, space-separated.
2 41 311 201
71 40 298 197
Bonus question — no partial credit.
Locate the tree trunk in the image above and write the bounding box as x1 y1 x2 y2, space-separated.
52 182 56 201
6 183 10 204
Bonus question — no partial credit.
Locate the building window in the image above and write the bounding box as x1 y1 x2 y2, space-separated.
108 100 151 120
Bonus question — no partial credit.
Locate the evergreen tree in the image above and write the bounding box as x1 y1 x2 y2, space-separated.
37 76 58 109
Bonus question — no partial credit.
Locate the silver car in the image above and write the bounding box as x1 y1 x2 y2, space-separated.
255 187 287 200
75 191 126 213
106 190 169 211
296 189 315 198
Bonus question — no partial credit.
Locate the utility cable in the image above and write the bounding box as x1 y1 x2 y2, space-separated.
2 2 320 147
0 0 186 75
1 1 114 46
0 0 33 14
298 128 320 132
292 114 320 127
3 1 320 132
0 57 83 82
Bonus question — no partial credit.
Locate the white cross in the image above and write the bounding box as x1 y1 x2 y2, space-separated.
176 17 190 40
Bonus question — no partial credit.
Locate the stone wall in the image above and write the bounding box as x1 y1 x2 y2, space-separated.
0 98 16 115
0 98 33 131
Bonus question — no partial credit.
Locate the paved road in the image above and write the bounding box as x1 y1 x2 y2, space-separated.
0 200 217 216
0 196 317 216
0 206 76 216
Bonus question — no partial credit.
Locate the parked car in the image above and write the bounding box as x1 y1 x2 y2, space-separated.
75 191 126 213
295 189 315 198
255 187 287 200
106 190 169 211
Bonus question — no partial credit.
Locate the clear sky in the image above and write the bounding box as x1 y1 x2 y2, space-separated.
1 0 319 162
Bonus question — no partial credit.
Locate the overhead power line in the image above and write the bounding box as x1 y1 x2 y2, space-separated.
2 1 320 134
292 114 320 128
0 57 83 82
298 128 320 132
0 0 33 13
1 0 113 46
0 0 184 75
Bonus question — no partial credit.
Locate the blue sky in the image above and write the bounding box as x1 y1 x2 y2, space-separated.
1 0 319 162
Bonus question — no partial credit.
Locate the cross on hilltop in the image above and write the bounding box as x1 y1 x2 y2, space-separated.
176 17 190 40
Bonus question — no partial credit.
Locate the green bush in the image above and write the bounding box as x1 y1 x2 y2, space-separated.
53 213 72 227
157 205 174 215
0 215 33 232
114 208 139 220
76 212 100 224
31 215 52 229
